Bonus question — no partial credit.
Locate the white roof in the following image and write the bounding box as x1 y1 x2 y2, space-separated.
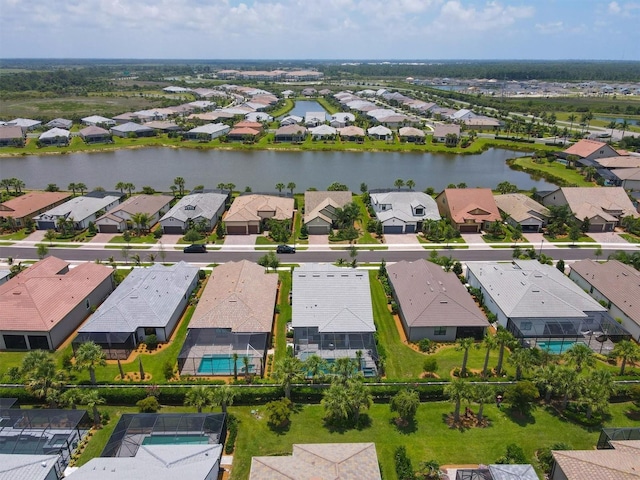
8 118 41 128
371 191 440 223
466 260 606 319
367 109 397 120
188 123 231 135
0 454 59 480
304 112 326 123
160 192 227 223
35 195 120 222
292 264 375 333
188 100 215 109
82 115 114 124
309 125 337 135
39 127 70 140
331 112 355 122
163 86 191 93
245 112 272 122
111 122 154 133
79 262 198 334
367 125 392 136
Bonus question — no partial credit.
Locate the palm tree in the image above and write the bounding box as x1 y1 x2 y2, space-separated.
473 383 495 421
355 350 363 372
535 364 559 402
185 386 212 413
130 212 150 235
131 253 141 266
580 369 615 419
0 178 12 194
608 120 617 139
553 366 581 410
146 252 156 263
173 177 186 196
44 229 57 246
232 352 239 381
611 340 640 376
495 327 514 376
273 356 303 400
212 385 236 414
81 389 106 427
480 334 498 378
242 355 251 381
455 337 475 377
321 381 351 423
24 356 67 408
124 183 136 196
563 343 595 373
287 182 296 195
507 347 535 380
115 181 126 193
394 178 405 190
12 178 25 193
444 378 470 423
619 119 629 139
331 357 358 384
74 341 107 385
68 182 78 196
303 355 327 384
567 114 576 136
406 179 415 190
584 166 597 182
275 182 285 193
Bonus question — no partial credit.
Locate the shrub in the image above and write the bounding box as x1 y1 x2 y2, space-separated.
394 446 414 480
423 357 438 377
496 443 527 464
266 398 293 429
145 334 158 350
153 228 163 239
537 443 571 474
225 414 238 454
136 396 160 413
163 361 175 381
418 338 436 353
100 410 111 425
390 302 399 314
60 351 73 370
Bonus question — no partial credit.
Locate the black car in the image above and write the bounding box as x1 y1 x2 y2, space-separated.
276 244 295 254
183 244 207 253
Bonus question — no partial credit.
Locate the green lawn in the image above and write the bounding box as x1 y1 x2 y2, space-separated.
274 272 292 363
543 234 597 243
620 233 640 243
0 229 29 240
508 157 592 187
108 233 157 244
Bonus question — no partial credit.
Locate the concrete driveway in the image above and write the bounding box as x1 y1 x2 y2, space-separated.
586 231 628 244
223 234 258 247
87 233 116 244
24 230 47 242
308 235 329 245
383 234 420 245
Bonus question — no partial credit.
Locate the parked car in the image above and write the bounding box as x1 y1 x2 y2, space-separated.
183 244 207 253
276 244 295 254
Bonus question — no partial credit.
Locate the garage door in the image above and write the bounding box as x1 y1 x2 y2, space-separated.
383 225 403 234
163 226 183 234
37 221 56 230
459 225 478 233
98 225 119 233
226 226 246 235
521 225 539 232
405 225 415 233
248 225 260 234
308 225 329 235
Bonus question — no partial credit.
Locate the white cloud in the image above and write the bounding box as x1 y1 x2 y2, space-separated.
608 1 640 16
434 1 535 33
535 21 563 34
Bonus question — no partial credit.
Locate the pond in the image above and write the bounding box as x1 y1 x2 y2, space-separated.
279 100 330 120
594 116 640 126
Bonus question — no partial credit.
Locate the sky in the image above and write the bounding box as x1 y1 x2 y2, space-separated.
1 0 639 60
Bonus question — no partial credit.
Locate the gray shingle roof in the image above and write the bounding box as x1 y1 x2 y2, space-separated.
79 262 198 334
160 192 227 223
111 122 154 134
39 127 70 140
0 454 59 480
35 195 120 223
371 191 440 223
292 264 375 333
466 260 606 319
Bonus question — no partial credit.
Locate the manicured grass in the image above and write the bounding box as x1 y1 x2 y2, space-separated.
620 233 640 243
274 272 292 363
509 157 592 187
268 98 295 118
0 229 29 240
543 234 596 243
230 401 640 480
0 351 28 379
108 233 157 244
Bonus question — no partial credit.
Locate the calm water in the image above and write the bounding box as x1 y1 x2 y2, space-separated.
279 100 330 120
595 116 639 126
0 148 554 192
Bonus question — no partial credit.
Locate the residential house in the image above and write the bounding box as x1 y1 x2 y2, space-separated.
308 124 337 140
280 115 303 126
569 260 640 342
274 125 307 142
330 112 355 128
463 116 501 130
0 257 114 350
561 139 619 162
227 127 261 141
45 118 73 129
185 123 231 141
110 122 156 138
379 114 413 128
301 87 317 96
81 115 115 127
371 191 440 234
95 194 172 233
0 125 25 147
250 443 382 480
178 260 278 376
398 126 425 143
595 156 640 169
466 260 629 353
436 188 501 232
0 191 70 228
225 194 294 235
494 193 550 232
433 124 461 143
0 270 10 285
245 111 272 123
144 120 182 133
0 454 62 480
8 118 41 131
367 125 393 141
112 112 143 124
160 192 228 234
79 125 111 144
303 190 353 234
550 440 640 480
35 194 121 231
338 125 365 141
74 262 198 359
454 465 539 480
539 187 638 232
292 264 378 376
69 413 225 480
611 167 640 191
38 128 70 146
234 120 263 131
304 112 326 127
388 259 488 341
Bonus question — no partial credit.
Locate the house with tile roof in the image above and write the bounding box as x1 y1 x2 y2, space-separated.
0 191 71 228
494 193 550 232
303 190 353 235
436 188 501 233
0 125 25 147
398 126 426 143
160 192 228 234
178 261 278 376
79 125 111 144
45 118 73 130
561 138 619 161
292 264 378 376
74 262 198 359
81 115 115 127
330 112 355 128
227 127 261 141
611 167 640 191
34 194 121 231
337 125 365 141
249 443 382 480
539 187 638 232
0 257 114 350
432 124 461 143
550 440 640 480
367 125 393 140
388 260 488 341
225 194 294 235
371 191 441 234
466 260 629 353
185 123 231 141
569 260 640 342
309 124 337 140
275 124 307 142
8 118 41 131
110 122 156 138
95 194 172 233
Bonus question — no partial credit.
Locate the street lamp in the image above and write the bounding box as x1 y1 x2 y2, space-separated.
539 238 544 257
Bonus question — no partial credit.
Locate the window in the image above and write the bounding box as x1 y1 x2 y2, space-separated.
415 208 424 215
521 322 532 331
434 327 447 336
86 299 91 309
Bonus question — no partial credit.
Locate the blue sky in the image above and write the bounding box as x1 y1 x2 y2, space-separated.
1 0 639 60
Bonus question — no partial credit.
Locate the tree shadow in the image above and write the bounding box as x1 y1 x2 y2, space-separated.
625 406 640 421
390 416 417 434
504 407 537 426
323 414 372 433
441 412 471 432
268 421 291 436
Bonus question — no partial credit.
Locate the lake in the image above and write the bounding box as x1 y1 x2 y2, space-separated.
595 116 640 126
0 148 555 192
279 100 330 120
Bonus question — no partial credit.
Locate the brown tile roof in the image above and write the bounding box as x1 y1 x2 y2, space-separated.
433 124 460 137
228 127 261 136
337 126 365 137
570 260 640 326
189 260 278 332
0 192 71 220
225 194 294 223
304 191 353 217
494 193 549 223
597 156 640 168
556 187 638 221
234 121 263 130
249 443 382 480
439 188 500 224
0 257 113 332
97 194 172 220
275 125 307 136
388 259 487 329
563 139 608 158
0 125 24 140
79 125 110 137
551 440 640 479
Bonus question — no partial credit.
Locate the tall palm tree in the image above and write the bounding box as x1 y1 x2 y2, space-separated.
303 355 327 384
242 356 251 381
495 327 514 376
580 369 615 419
275 182 285 193
567 114 576 135
115 181 126 193
480 334 498 378
23 354 67 408
406 179 415 190
608 120 618 139
81 390 106 427
394 178 405 190
232 352 239 381
0 178 12 194
12 178 25 193
124 183 136 196
76 183 87 195
444 378 470 423
273 356 303 400
74 341 107 385
212 385 236 414
619 119 629 139
611 340 640 376
507 347 535 380
173 177 186 196
455 337 475 377
287 182 296 195
534 364 559 402
553 366 580 410
130 212 151 235
563 343 595 373
67 183 78 196
472 383 495 421
185 386 212 413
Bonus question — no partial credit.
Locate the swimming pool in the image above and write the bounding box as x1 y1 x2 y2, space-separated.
142 435 209 445
197 355 254 375
537 340 577 354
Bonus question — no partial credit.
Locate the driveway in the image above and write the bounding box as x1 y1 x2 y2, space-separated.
459 232 484 245
383 234 420 245
87 233 116 244
587 231 629 244
223 234 258 248
157 234 182 245
308 235 329 245
24 230 47 242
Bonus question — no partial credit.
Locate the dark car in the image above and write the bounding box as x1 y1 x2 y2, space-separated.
183 244 207 253
276 244 295 254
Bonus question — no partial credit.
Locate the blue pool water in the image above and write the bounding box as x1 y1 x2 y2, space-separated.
537 340 577 354
197 355 254 375
142 435 209 445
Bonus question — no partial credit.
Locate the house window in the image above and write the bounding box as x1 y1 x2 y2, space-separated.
521 322 532 331
86 299 91 310
434 327 447 336
415 208 424 215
